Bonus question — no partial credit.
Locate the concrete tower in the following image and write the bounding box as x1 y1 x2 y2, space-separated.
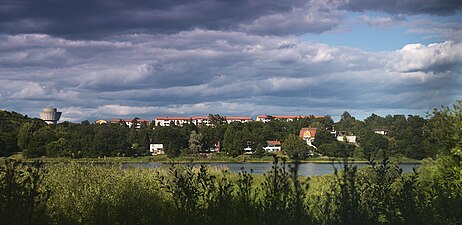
39 107 62 124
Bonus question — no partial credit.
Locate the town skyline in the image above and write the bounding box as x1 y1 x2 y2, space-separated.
0 0 461 122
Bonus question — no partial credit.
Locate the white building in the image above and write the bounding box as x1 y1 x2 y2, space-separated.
337 135 357 143
264 140 281 152
155 117 192 126
334 130 357 143
150 144 165 155
225 116 253 123
373 128 389 135
110 118 151 128
155 115 253 126
192 116 212 126
256 115 324 122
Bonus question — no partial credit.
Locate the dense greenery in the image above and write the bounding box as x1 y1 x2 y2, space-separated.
1 108 438 160
0 110 45 156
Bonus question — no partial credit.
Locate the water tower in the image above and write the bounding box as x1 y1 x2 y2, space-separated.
39 107 62 124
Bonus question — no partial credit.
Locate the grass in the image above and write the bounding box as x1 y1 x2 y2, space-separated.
2 152 423 165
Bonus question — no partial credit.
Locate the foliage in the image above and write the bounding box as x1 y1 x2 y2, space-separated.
282 134 313 160
0 160 49 225
187 130 203 154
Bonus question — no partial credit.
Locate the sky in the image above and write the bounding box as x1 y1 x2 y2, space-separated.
0 0 461 122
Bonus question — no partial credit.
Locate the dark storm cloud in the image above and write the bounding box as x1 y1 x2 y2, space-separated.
342 0 462 15
0 0 310 38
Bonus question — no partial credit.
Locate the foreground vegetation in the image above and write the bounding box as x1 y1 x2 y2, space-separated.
0 151 460 225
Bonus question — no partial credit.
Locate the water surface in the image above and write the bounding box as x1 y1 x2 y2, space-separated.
122 162 420 177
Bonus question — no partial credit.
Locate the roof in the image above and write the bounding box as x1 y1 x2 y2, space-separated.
155 116 192 120
299 127 317 138
266 140 281 145
191 116 210 120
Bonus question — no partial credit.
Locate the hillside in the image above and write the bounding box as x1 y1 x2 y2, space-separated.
0 110 44 156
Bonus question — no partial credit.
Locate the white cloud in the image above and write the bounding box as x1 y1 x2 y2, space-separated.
389 41 462 73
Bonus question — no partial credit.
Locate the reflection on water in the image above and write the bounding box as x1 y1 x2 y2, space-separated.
122 162 420 177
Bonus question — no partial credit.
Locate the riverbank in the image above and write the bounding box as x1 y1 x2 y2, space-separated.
3 152 423 164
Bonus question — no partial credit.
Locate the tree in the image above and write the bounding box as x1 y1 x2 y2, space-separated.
187 130 203 154
361 133 389 159
254 143 266 157
282 134 311 159
17 122 43 151
223 123 244 156
93 125 130 157
25 126 56 158
418 100 462 223
46 137 68 157
313 128 335 147
208 114 225 126
0 132 18 156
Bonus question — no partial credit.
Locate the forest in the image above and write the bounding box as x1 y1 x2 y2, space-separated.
0 106 440 160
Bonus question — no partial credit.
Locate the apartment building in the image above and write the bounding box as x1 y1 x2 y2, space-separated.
256 115 325 122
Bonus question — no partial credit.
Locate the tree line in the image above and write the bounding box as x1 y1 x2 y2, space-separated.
0 109 438 159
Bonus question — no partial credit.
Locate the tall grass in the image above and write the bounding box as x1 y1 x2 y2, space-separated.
0 156 459 225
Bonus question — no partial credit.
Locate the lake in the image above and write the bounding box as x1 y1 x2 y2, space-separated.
122 162 420 177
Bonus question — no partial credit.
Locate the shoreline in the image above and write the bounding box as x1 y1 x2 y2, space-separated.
2 154 423 164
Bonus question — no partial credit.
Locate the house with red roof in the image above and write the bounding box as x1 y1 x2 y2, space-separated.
264 140 281 152
299 127 317 148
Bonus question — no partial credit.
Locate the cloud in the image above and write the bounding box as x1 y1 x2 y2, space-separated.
1 31 460 121
0 0 327 37
358 15 406 27
342 0 462 16
388 41 462 73
405 19 462 42
239 1 342 35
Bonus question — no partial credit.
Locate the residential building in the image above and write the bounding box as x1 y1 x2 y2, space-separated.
155 115 253 126
264 140 281 152
334 130 357 143
337 135 357 143
95 119 107 124
191 116 212 126
149 144 165 155
206 142 221 152
155 117 192 126
244 146 253 154
256 115 325 122
373 128 389 135
225 116 253 123
299 127 317 147
110 118 151 128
